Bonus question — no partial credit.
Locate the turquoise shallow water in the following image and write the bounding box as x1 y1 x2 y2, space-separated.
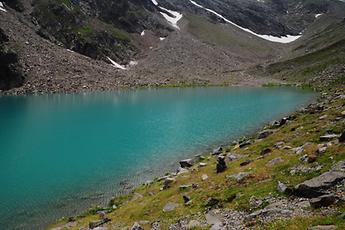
0 87 314 229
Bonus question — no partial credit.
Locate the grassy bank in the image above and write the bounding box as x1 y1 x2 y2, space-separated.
50 87 345 230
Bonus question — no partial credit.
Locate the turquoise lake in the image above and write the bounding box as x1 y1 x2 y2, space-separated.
0 87 315 229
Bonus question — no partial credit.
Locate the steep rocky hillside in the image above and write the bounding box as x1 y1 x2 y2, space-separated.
0 0 344 93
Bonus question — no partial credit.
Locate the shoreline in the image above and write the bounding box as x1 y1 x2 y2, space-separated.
46 87 330 230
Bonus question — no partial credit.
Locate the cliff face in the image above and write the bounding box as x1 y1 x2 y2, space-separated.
0 29 24 90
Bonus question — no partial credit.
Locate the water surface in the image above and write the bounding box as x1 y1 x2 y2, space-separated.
0 87 314 229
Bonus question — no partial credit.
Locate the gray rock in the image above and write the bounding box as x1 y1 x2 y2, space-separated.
201 174 208 181
317 144 327 154
163 177 175 190
266 157 284 167
293 146 304 154
274 141 285 149
130 222 144 230
257 130 273 139
294 161 345 198
227 152 246 161
248 208 293 220
212 146 223 155
205 210 223 230
307 225 336 230
299 154 309 162
277 181 287 194
216 156 227 173
310 194 337 208
199 162 207 167
339 131 345 143
179 184 192 191
179 159 193 168
320 134 340 142
239 140 252 148
229 172 251 182
163 202 178 212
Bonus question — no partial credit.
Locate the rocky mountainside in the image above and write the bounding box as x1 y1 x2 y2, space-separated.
0 0 345 93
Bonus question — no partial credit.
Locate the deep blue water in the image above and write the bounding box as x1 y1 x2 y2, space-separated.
0 87 315 229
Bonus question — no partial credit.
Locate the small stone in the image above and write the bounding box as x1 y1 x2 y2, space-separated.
261 148 272 155
274 141 285 149
319 115 328 120
300 154 309 162
240 159 252 166
201 174 209 181
163 202 178 212
317 144 327 154
266 157 284 167
179 159 193 168
257 129 273 139
199 162 207 167
293 146 304 154
277 181 287 194
320 134 339 142
216 156 227 173
227 152 246 161
339 131 345 142
179 184 192 191
308 154 317 163
205 197 220 207
239 140 252 148
212 146 223 155
310 194 337 208
341 111 345 116
183 195 191 204
131 222 144 230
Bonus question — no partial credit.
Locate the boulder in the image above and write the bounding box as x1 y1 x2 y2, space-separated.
294 161 345 198
274 141 285 149
199 162 207 167
216 156 227 173
257 130 273 139
229 172 251 182
163 202 178 212
310 194 337 208
317 144 327 154
277 181 289 194
227 152 246 161
212 146 223 155
179 159 193 168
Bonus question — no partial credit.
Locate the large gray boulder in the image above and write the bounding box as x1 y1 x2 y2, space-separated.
294 161 345 198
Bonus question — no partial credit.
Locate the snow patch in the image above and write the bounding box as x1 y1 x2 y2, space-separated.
141 30 145 36
158 7 183 29
151 0 158 6
150 0 183 30
159 37 166 41
189 0 301 43
106 57 127 70
0 2 7 12
315 14 323 18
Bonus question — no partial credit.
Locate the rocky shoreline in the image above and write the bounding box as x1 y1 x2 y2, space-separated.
49 89 345 230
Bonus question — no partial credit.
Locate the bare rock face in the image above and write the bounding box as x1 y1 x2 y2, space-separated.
310 194 337 208
294 161 345 198
0 29 24 90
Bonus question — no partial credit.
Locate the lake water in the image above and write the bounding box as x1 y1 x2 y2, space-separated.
0 87 315 229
